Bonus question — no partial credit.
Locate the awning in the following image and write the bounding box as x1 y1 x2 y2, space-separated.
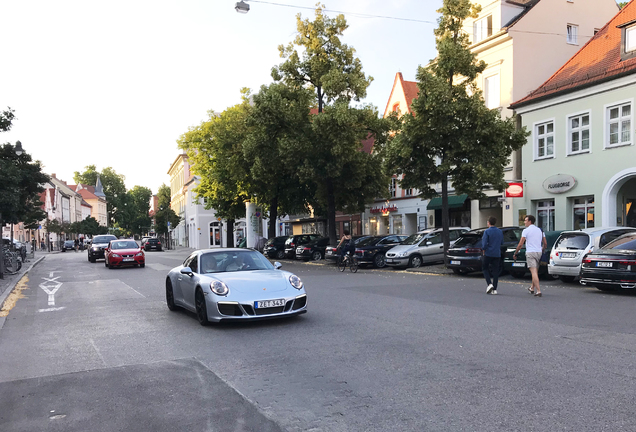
426 194 469 210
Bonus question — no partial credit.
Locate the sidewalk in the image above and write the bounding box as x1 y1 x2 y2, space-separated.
0 250 56 309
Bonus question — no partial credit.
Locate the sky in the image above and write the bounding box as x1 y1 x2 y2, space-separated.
1 0 443 193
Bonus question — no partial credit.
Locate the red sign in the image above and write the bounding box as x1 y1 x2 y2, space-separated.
370 205 398 214
506 182 524 198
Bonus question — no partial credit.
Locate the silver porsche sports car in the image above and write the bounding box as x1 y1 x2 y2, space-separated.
165 248 307 324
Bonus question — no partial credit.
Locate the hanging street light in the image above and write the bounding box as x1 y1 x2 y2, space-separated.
14 140 23 156
235 1 250 14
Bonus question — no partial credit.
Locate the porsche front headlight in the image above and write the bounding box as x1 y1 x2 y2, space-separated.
210 281 229 296
289 274 303 290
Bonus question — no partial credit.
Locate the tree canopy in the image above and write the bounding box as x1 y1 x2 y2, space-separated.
0 108 49 229
154 184 180 237
384 0 528 250
74 165 127 225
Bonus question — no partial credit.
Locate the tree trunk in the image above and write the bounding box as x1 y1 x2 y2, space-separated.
226 219 235 247
441 172 450 259
268 196 278 239
317 86 323 113
326 178 337 246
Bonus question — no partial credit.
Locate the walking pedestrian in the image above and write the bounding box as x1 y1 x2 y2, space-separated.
74 238 79 252
513 215 547 297
482 216 504 295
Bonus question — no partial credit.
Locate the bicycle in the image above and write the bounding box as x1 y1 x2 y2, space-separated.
2 247 22 275
337 251 358 273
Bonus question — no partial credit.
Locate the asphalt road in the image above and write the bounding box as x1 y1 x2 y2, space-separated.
1 250 635 431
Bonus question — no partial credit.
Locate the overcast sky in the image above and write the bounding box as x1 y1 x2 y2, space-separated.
1 0 442 193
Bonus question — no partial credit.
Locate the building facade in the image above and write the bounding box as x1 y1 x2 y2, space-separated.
510 2 636 230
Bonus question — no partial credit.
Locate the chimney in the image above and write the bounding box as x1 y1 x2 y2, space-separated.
52 173 56 178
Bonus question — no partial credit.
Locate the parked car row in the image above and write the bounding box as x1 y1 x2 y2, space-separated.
259 226 636 293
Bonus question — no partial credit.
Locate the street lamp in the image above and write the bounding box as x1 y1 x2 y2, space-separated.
0 141 25 279
235 1 250 13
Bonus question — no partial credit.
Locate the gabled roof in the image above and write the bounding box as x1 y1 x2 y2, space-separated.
75 188 100 202
384 72 418 117
511 1 636 109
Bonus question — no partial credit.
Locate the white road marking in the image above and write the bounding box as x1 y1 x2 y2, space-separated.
49 271 62 278
40 281 62 306
121 282 145 298
38 307 66 312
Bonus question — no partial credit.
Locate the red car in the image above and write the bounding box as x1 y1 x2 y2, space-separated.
105 240 145 269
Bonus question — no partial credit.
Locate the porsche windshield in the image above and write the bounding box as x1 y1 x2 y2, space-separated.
200 251 275 273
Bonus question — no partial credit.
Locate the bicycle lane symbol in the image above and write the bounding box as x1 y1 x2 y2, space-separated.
39 271 65 312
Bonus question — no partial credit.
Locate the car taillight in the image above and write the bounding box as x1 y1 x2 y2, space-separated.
466 248 482 254
582 258 592 263
303 247 311 251
619 260 636 265
290 243 295 247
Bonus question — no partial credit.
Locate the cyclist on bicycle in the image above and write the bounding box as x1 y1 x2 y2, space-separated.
337 230 355 260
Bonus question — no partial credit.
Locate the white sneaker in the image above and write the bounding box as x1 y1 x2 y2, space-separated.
486 284 494 294
491 290 498 295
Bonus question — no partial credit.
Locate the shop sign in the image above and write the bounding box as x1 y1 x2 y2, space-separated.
543 174 576 194
370 205 398 214
505 182 524 198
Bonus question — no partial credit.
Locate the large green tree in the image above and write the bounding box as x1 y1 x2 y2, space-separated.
272 5 387 244
179 94 252 244
154 184 180 239
126 186 153 237
305 103 392 244
73 166 127 225
384 0 528 251
272 5 372 113
0 108 49 234
244 83 315 237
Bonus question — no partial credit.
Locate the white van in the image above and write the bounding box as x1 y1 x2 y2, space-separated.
385 227 469 269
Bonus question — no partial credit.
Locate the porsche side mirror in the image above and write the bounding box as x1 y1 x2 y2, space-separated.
180 267 193 276
274 262 282 270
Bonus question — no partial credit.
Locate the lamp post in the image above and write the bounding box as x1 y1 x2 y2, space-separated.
0 141 24 279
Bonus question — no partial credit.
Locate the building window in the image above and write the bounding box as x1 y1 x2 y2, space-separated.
473 15 492 43
606 101 632 148
573 197 594 230
390 178 397 198
567 24 578 45
534 120 555 159
625 25 636 56
479 196 502 209
404 187 413 197
484 74 500 109
392 103 400 113
536 200 555 231
568 112 590 155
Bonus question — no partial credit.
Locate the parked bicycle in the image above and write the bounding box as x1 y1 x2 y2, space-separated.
337 251 358 273
2 247 22 275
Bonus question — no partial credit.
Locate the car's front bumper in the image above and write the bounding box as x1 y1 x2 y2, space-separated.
385 256 409 266
88 248 106 259
209 294 308 322
108 256 145 267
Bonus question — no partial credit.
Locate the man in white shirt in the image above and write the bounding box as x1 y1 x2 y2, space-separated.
513 215 547 297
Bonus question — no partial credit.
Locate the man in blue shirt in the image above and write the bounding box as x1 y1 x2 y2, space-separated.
482 216 504 295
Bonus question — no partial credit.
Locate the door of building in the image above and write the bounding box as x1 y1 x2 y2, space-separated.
210 221 222 248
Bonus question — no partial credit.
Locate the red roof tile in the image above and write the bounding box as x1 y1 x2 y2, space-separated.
511 2 636 108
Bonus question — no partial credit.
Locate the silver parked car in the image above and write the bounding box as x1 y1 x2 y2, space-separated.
385 227 469 268
548 227 636 282
165 248 307 325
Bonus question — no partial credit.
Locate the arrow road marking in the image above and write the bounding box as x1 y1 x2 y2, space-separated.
40 278 63 306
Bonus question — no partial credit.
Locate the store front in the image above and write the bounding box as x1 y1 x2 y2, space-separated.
427 194 471 228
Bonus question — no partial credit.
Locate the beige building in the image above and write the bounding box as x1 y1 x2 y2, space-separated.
466 0 619 228
168 153 189 246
